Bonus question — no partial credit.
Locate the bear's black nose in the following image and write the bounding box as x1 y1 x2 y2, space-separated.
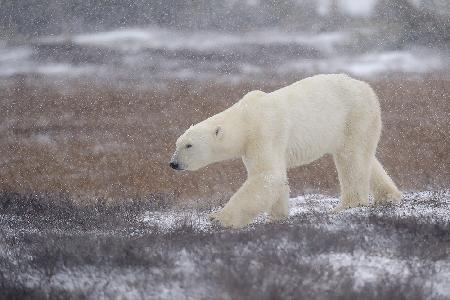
170 162 179 170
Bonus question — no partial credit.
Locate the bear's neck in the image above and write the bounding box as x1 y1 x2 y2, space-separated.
212 105 248 159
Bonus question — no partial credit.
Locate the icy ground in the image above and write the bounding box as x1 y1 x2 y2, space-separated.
1 190 449 299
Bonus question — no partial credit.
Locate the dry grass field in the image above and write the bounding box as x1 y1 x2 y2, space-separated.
1 74 449 204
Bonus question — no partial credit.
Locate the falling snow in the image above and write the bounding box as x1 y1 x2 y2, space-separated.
1 0 449 298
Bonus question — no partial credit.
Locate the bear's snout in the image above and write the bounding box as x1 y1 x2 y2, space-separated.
170 161 182 170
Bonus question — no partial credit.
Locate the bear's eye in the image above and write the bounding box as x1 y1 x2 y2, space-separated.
186 144 192 149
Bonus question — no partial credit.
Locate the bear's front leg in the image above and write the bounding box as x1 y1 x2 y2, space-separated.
209 173 288 228
268 186 290 222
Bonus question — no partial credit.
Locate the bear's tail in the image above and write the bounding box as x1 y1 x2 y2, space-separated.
370 157 402 204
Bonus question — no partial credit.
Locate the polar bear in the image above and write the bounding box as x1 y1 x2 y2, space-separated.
170 74 401 228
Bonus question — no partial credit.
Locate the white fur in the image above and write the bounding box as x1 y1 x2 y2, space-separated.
171 74 402 228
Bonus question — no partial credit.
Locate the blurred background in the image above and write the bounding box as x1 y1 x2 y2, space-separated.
1 0 449 204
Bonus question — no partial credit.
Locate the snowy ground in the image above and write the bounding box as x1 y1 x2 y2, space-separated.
0 27 448 85
1 190 449 299
142 190 450 233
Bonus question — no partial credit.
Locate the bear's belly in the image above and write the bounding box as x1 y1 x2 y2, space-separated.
285 123 344 168
286 143 328 168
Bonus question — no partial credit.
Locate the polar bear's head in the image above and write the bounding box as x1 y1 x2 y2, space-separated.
170 115 246 171
169 90 266 171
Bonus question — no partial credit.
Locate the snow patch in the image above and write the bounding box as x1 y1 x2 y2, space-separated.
71 27 349 53
338 0 378 17
33 134 54 145
278 50 443 77
141 209 213 233
0 47 32 62
0 62 96 77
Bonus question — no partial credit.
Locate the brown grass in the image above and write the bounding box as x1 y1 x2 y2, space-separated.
0 74 449 203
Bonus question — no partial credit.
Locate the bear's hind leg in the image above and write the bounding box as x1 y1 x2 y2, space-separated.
370 157 402 205
333 150 372 212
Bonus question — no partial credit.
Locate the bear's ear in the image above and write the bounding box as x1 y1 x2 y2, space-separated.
214 126 223 140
